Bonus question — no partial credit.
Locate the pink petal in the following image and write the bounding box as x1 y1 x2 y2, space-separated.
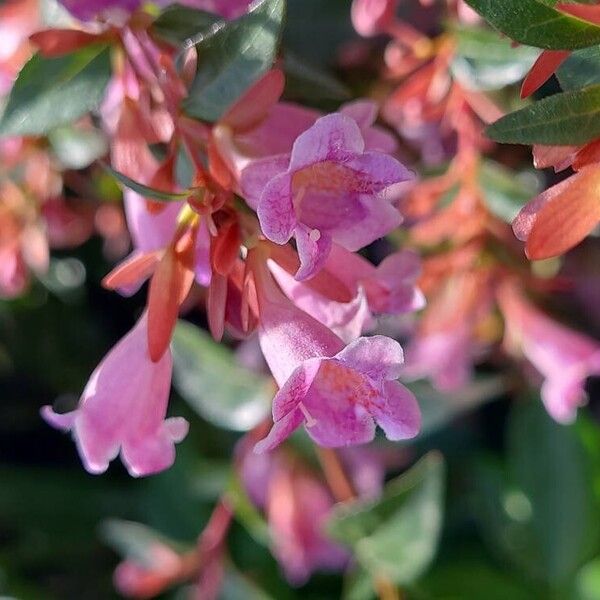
289 114 365 171
254 409 304 453
257 173 296 244
336 335 405 381
370 381 420 440
240 154 290 210
345 151 414 190
294 225 333 281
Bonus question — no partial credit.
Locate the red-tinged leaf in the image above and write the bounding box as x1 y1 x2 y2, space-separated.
573 139 600 170
30 30 108 57
207 273 228 342
148 230 197 361
211 221 241 276
526 166 600 260
147 152 178 214
221 68 285 131
521 50 570 99
557 3 600 26
532 144 577 171
102 251 161 290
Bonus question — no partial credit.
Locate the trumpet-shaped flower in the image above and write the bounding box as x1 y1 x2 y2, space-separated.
254 113 412 280
250 251 420 451
41 313 188 476
498 282 600 424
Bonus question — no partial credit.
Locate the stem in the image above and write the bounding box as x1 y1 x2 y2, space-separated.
316 447 355 503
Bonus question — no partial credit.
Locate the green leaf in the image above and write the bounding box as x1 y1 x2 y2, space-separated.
221 565 275 600
486 84 600 146
0 46 111 137
479 160 541 223
464 0 600 50
451 25 539 91
48 126 108 170
104 164 190 202
557 46 600 91
100 519 187 568
328 453 445 586
184 0 285 122
575 558 600 600
418 556 537 600
152 3 220 46
507 402 600 584
171 321 273 431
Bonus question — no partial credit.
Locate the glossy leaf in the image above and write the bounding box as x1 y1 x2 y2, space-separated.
0 46 111 136
451 25 539 91
152 3 219 46
328 453 445 586
49 126 108 169
184 0 285 122
104 164 190 202
464 0 600 50
486 85 600 145
171 321 273 431
557 45 600 91
479 160 541 223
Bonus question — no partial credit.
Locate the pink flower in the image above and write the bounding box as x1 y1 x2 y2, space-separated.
401 323 474 391
41 313 188 476
250 250 420 451
498 282 600 424
251 113 412 280
267 243 423 342
238 442 348 585
267 464 348 585
59 0 142 21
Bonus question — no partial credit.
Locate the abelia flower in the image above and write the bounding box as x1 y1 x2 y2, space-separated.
267 464 348 585
249 250 420 451
267 243 423 342
250 113 412 280
59 0 142 21
498 282 600 424
41 313 188 476
238 442 349 585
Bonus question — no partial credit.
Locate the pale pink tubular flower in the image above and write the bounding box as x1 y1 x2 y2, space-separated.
267 465 348 585
249 251 420 451
41 313 188 476
252 113 412 280
238 444 349 585
267 244 424 342
498 282 600 424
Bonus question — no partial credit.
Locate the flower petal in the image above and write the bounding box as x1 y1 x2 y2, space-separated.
258 173 296 244
336 335 404 382
370 381 420 440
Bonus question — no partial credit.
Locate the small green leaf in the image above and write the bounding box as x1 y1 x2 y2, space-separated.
184 0 285 122
557 46 600 91
464 0 600 50
104 164 190 201
171 321 273 431
100 519 187 567
328 453 445 586
486 84 600 146
451 25 539 91
0 46 111 137
152 3 220 46
49 126 107 170
479 160 541 223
